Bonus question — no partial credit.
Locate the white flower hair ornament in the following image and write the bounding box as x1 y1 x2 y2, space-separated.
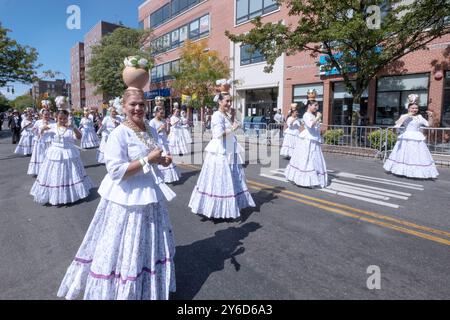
214 79 233 102
55 96 69 111
405 94 419 109
113 97 123 114
41 100 51 109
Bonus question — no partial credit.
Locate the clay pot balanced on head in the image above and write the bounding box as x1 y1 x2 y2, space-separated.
122 56 150 90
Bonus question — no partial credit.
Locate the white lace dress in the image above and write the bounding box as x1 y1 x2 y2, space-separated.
14 119 35 155
57 123 176 300
30 124 94 205
180 116 192 144
79 117 100 149
27 119 55 176
285 112 328 188
280 116 301 157
168 115 188 155
383 114 438 178
149 118 181 183
97 116 121 163
189 111 255 219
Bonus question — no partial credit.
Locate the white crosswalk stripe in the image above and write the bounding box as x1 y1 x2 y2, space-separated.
260 168 424 209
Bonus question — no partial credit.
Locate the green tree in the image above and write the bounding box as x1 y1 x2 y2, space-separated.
227 0 450 119
0 93 11 112
11 95 34 112
87 28 154 99
0 23 41 86
171 40 230 110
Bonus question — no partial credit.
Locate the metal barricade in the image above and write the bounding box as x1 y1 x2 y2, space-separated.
266 123 287 146
320 124 385 158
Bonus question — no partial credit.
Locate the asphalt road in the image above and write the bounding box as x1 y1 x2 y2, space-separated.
0 127 449 300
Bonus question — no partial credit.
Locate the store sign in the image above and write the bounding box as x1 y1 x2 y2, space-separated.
319 46 382 76
144 88 171 100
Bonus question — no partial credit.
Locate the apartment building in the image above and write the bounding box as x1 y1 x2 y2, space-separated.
70 21 124 111
138 0 450 126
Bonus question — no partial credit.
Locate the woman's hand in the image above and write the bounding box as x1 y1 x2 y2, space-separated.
426 111 434 118
147 148 163 164
159 155 173 167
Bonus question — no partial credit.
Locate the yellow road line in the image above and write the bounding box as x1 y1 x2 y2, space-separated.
246 180 450 239
248 183 450 246
178 163 450 245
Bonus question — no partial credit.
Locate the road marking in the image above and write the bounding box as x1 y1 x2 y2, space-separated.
262 168 420 208
178 163 450 245
246 180 450 246
333 172 424 190
331 179 412 197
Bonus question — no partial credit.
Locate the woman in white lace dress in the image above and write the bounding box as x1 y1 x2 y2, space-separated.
57 88 176 300
30 110 93 205
285 100 328 188
180 110 192 144
189 93 255 219
27 109 55 176
149 105 181 183
280 109 301 158
168 108 188 156
383 94 438 179
14 113 35 156
79 109 100 149
97 107 122 163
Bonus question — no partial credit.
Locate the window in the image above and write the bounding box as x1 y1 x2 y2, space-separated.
376 73 429 125
199 15 210 35
171 29 180 48
442 71 450 126
189 19 200 40
150 0 202 29
151 60 180 83
151 15 210 56
138 20 144 29
240 44 265 65
236 0 279 25
332 81 369 125
171 0 180 15
292 84 324 116
179 25 188 43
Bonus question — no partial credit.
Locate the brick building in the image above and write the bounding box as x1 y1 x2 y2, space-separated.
70 21 124 111
138 0 450 126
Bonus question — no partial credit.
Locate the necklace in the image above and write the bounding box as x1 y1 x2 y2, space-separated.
56 124 68 143
123 120 158 151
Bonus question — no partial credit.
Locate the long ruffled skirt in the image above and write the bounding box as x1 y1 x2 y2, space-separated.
57 199 176 300
97 135 108 163
285 138 328 188
158 163 181 184
14 133 34 155
189 152 255 219
280 132 299 157
383 138 438 179
168 129 189 155
30 149 93 205
81 127 100 149
27 140 50 176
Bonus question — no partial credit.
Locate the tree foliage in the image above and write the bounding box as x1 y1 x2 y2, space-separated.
226 0 450 105
10 94 34 112
0 23 42 86
171 40 230 109
0 93 11 112
86 28 154 98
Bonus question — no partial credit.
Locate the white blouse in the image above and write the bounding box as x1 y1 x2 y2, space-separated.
100 116 121 137
149 118 170 154
97 123 176 206
79 117 95 130
204 111 244 161
299 112 322 142
170 116 182 129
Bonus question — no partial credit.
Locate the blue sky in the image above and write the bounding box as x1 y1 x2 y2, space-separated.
0 0 146 100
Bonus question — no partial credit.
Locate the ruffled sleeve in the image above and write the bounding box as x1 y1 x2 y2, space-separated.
303 113 315 128
418 115 429 127
211 113 227 139
104 130 130 182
